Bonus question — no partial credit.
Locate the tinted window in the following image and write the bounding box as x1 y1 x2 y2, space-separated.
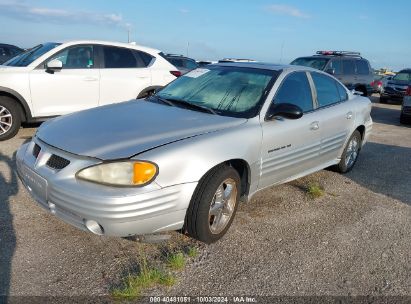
342 60 355 74
356 60 370 75
329 59 342 75
393 72 411 82
311 72 341 107
169 58 184 68
336 81 348 101
274 72 313 112
48 45 94 69
290 57 329 70
136 51 153 66
0 47 10 56
185 59 198 70
104 46 137 68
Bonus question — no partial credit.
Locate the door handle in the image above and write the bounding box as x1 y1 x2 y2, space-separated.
310 121 320 131
346 112 353 119
83 77 98 82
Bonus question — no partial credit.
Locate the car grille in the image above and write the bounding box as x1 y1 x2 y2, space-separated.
32 144 41 159
46 154 70 170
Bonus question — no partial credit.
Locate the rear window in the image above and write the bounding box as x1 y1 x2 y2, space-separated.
342 60 356 74
104 46 137 68
393 72 411 82
290 57 329 70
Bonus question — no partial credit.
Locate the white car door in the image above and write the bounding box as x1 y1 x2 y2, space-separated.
29 44 99 117
99 46 152 106
309 72 355 164
259 71 323 188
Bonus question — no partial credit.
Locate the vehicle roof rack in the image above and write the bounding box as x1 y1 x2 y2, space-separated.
316 51 361 57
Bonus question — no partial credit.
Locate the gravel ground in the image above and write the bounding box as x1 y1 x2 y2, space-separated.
0 96 410 300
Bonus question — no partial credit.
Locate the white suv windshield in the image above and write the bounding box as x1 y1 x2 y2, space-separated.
4 43 61 67
155 65 277 118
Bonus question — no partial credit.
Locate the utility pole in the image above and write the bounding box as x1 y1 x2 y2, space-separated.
186 42 190 57
280 41 285 63
127 28 130 43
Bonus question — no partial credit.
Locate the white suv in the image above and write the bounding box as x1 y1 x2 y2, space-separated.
0 40 180 140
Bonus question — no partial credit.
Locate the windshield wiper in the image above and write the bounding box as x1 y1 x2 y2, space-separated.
165 98 218 115
147 95 175 107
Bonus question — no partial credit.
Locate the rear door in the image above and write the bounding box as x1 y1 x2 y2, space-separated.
99 45 152 105
310 72 355 164
259 71 323 188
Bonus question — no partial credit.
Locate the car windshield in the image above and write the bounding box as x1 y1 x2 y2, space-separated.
155 65 277 118
290 57 330 70
393 72 411 82
3 43 61 67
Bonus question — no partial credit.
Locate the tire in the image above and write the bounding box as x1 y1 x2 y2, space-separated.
334 130 362 173
400 114 409 125
0 96 22 141
380 96 387 104
185 164 241 244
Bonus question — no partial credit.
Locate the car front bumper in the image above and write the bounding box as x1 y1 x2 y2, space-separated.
16 139 197 237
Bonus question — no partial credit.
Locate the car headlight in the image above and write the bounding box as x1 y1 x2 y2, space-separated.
76 161 158 187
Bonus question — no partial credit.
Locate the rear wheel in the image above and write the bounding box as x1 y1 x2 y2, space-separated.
380 96 387 104
0 97 22 141
185 164 241 244
335 130 362 173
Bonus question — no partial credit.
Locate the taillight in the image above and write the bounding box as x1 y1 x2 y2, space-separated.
377 81 382 87
170 71 182 77
406 86 411 96
370 81 374 86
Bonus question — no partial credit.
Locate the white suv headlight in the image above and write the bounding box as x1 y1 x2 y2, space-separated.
76 161 158 187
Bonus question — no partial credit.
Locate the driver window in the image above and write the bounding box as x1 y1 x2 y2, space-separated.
273 72 314 112
47 45 94 69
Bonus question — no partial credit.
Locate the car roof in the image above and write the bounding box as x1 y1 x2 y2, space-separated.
214 62 318 73
399 68 411 73
54 40 161 54
0 43 22 49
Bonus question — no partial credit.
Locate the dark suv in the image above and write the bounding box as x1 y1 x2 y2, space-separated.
291 51 374 96
380 69 411 104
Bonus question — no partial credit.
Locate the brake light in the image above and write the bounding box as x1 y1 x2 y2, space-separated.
170 71 182 77
370 81 374 86
377 81 382 87
406 86 411 96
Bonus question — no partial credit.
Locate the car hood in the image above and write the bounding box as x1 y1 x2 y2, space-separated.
36 100 247 160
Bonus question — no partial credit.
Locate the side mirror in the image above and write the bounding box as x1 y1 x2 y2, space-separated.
266 103 303 120
46 59 63 71
325 68 335 75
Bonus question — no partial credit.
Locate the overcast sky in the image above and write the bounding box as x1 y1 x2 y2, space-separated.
0 0 409 71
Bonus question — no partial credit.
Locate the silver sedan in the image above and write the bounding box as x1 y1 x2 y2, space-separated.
16 63 372 243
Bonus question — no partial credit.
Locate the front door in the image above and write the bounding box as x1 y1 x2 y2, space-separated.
29 44 100 117
259 71 323 189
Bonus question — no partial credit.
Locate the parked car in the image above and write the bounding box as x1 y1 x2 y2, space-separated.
371 75 384 94
0 43 24 64
400 87 411 124
219 58 257 63
197 60 216 67
161 54 198 75
0 40 180 140
16 63 372 244
380 69 411 104
291 51 374 97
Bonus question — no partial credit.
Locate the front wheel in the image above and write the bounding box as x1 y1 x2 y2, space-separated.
0 97 22 141
185 164 241 244
335 130 362 173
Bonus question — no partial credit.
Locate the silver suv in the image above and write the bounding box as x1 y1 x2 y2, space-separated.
291 51 374 96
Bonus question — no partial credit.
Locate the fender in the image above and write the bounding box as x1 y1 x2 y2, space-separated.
0 86 32 121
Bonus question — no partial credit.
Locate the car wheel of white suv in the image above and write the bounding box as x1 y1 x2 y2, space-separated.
0 97 22 140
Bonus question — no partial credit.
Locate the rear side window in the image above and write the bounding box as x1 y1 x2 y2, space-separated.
356 60 370 75
168 58 184 68
311 72 341 107
329 59 342 75
136 51 153 66
104 46 137 68
274 72 314 112
342 60 356 75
